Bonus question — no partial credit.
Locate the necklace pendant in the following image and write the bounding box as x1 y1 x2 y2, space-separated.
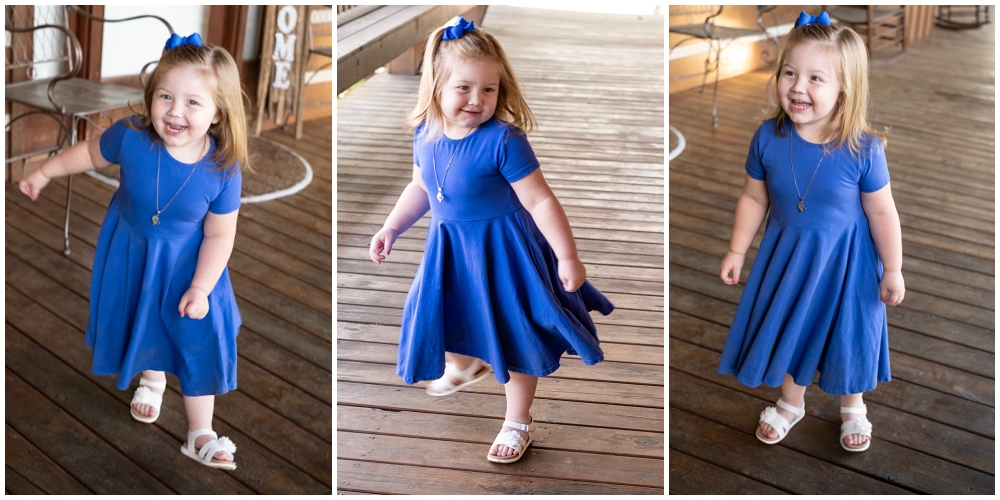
152 214 160 225
797 201 805 212
436 189 444 203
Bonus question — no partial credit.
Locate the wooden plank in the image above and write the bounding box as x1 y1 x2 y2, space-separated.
338 431 663 488
338 405 662 458
5 368 173 494
4 466 45 495
337 360 663 408
338 381 662 433
669 450 787 495
337 459 663 494
5 424 92 494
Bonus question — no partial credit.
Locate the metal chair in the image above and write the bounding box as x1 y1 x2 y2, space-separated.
5 6 172 255
669 6 779 128
936 5 990 30
293 6 332 140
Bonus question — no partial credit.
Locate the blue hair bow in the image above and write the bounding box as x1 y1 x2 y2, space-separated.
442 16 475 40
794 11 831 28
165 33 203 50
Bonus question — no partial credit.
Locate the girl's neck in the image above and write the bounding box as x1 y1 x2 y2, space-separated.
165 135 210 164
792 122 833 145
442 122 479 140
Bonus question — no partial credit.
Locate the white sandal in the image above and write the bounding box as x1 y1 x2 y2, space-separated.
130 377 167 423
487 419 534 464
840 404 873 452
756 398 805 445
180 429 237 470
425 361 492 397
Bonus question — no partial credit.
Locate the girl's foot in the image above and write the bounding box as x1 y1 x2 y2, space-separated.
489 424 529 458
131 375 167 422
841 407 871 448
487 418 535 463
425 360 491 396
758 399 803 440
194 432 234 462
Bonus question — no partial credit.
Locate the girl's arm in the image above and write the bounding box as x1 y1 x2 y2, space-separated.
720 175 770 284
178 210 239 319
510 169 584 292
19 137 112 201
369 165 431 265
861 183 905 306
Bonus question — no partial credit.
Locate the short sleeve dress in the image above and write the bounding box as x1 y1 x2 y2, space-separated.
397 117 615 384
86 118 242 397
717 119 891 396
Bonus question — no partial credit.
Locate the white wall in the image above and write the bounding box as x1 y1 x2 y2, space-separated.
101 5 209 78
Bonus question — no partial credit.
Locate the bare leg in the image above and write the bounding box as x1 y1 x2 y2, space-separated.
132 370 166 418
490 371 538 458
184 395 233 462
425 352 484 395
840 393 869 447
759 373 807 439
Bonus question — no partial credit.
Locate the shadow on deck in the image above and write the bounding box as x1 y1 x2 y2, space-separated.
336 5 664 494
5 118 332 494
668 24 994 494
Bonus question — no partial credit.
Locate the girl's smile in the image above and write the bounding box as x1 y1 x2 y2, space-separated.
438 57 499 138
777 41 841 143
151 64 220 161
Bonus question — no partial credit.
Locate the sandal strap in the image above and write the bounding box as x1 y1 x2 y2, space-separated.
841 417 873 438
775 398 804 418
444 361 482 380
492 430 527 450
840 404 867 415
759 406 792 436
131 386 163 407
501 419 534 433
187 429 218 449
198 436 237 461
139 377 167 390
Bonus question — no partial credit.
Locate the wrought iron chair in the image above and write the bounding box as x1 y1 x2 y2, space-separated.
5 6 172 255
669 5 779 128
293 6 333 140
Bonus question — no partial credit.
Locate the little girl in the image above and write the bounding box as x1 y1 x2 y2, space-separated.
717 12 904 453
369 17 614 463
20 33 247 469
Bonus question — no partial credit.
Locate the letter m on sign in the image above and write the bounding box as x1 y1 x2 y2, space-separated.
272 33 297 61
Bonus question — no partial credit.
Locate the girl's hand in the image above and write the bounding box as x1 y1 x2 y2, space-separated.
19 165 52 201
720 251 746 285
880 271 905 306
558 258 586 292
370 227 399 265
178 287 210 319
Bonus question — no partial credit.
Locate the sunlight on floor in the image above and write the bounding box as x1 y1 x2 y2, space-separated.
503 2 663 16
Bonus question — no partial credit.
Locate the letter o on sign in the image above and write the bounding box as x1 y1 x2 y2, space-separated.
277 5 298 34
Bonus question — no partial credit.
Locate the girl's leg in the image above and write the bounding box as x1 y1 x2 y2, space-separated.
184 395 233 461
759 374 807 439
490 371 538 458
840 393 868 447
133 370 166 417
425 352 485 395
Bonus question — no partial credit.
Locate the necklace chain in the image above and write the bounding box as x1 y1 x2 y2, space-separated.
153 138 206 225
431 128 472 203
789 131 824 213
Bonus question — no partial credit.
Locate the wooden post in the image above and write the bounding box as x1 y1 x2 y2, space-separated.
254 5 276 136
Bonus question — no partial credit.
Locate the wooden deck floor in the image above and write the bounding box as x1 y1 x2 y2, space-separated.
5 118 332 494
336 6 664 494
668 24 994 494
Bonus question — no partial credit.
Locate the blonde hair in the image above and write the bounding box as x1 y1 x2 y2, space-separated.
763 20 886 154
406 21 536 141
128 42 251 173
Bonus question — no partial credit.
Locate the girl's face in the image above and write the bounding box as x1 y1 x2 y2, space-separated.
777 41 842 142
151 64 220 159
437 57 499 138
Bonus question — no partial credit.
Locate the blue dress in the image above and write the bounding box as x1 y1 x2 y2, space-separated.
86 118 242 397
397 117 615 385
718 119 891 396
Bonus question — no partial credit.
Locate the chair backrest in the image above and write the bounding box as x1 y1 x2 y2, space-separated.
5 6 80 83
307 6 333 52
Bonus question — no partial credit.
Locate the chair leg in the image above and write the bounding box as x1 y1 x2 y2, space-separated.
63 174 73 256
